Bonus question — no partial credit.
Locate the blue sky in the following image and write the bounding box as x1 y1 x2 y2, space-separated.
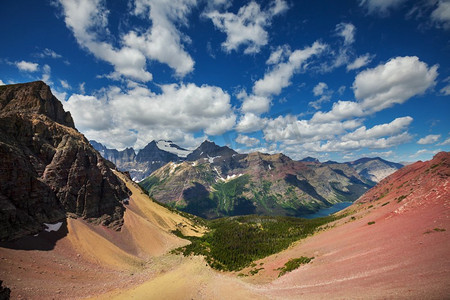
0 0 449 162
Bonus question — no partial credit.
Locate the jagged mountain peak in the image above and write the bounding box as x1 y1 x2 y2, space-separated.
300 156 320 163
186 140 237 161
0 81 74 128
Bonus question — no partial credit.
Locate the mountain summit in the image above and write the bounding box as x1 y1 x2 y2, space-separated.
186 140 237 161
0 81 74 127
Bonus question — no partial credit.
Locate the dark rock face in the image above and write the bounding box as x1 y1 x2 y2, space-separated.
0 280 11 300
136 141 180 163
186 140 237 161
0 81 74 128
0 81 129 241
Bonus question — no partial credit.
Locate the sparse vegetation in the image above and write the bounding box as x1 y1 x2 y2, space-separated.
368 205 373 209
277 256 314 277
397 195 407 203
381 201 390 207
171 214 341 271
424 228 446 234
249 267 264 275
368 221 376 225
377 190 389 200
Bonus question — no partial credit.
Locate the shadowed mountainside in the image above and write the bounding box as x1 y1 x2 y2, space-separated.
0 81 130 241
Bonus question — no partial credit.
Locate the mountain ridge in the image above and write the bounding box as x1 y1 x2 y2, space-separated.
92 138 404 184
140 149 374 218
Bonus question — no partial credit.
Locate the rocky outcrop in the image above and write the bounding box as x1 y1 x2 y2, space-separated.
0 81 74 127
0 81 129 241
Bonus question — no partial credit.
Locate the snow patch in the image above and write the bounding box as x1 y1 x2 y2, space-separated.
156 140 192 158
219 173 244 182
169 162 182 175
43 222 63 232
208 155 221 163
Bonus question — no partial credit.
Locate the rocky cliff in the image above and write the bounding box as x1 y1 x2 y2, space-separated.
0 81 130 241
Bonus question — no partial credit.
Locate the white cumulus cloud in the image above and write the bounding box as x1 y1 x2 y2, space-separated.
16 60 39 72
335 22 356 45
438 137 450 146
235 113 267 133
431 0 450 29
205 0 288 54
254 42 326 97
57 0 196 81
310 82 332 109
417 134 441 144
124 0 196 77
63 83 236 149
312 56 437 124
342 116 413 141
239 41 326 114
236 134 260 146
353 56 438 113
38 48 63 59
347 53 374 71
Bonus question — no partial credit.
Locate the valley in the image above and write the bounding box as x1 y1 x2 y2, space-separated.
1 150 448 299
2 0 450 297
109 141 403 219
0 82 448 299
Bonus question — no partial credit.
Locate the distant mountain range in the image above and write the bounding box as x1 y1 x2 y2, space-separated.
346 157 404 183
91 139 404 219
139 149 374 218
90 140 192 181
91 139 404 184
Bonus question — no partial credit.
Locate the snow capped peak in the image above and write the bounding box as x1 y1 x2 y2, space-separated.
156 140 192 158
